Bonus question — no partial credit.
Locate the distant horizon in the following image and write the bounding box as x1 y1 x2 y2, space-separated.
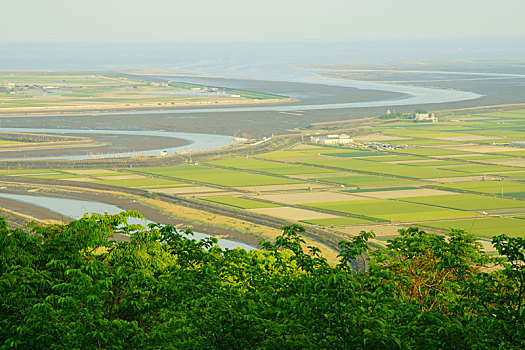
2 36 525 43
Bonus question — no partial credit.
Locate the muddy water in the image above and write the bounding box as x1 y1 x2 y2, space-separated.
0 128 234 160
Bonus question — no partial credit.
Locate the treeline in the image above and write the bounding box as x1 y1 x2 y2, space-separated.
1 212 524 349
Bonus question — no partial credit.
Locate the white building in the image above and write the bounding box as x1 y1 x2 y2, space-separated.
310 134 354 145
414 113 438 123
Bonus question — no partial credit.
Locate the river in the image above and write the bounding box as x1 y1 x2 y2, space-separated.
0 193 256 250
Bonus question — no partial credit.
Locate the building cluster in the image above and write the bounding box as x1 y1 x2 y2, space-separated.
309 133 407 151
310 134 354 145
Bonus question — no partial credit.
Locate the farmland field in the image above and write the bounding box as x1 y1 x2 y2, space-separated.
319 174 418 187
137 165 302 187
304 199 477 222
0 72 289 113
299 217 374 226
4 105 525 253
417 217 525 238
201 196 281 209
399 193 525 211
92 177 187 189
206 158 336 175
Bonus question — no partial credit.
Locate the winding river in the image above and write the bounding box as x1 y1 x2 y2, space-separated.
0 128 234 161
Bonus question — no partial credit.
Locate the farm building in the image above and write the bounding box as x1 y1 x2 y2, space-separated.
310 134 354 145
414 112 438 123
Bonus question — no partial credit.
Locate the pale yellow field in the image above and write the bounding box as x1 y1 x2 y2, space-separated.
479 159 525 167
235 183 330 192
442 145 523 153
191 192 242 198
168 186 225 195
96 175 146 181
357 188 452 199
291 144 325 150
426 175 499 183
294 172 351 179
248 207 342 221
62 177 97 182
67 169 119 175
354 134 409 142
436 135 501 141
252 191 366 205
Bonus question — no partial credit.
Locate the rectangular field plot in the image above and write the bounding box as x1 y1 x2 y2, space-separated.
321 151 389 158
354 188 453 199
417 217 525 238
137 165 302 187
304 199 474 222
252 191 367 205
0 169 61 176
437 164 520 174
400 194 525 211
206 158 335 175
395 160 466 166
436 181 525 195
64 169 120 175
343 186 420 193
248 207 341 221
446 154 512 160
360 155 427 162
381 129 476 140
299 217 374 226
320 174 418 187
300 157 465 179
394 139 462 146
499 172 525 180
258 149 336 161
201 196 280 209
92 177 187 189
390 148 472 157
28 173 85 180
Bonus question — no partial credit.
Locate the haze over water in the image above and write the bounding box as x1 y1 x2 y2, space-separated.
2 39 525 78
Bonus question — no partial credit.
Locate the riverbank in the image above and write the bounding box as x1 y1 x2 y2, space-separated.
0 179 341 264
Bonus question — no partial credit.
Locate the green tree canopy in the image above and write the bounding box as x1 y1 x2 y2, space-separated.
1 212 524 349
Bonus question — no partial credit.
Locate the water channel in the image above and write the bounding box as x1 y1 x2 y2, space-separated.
0 193 255 250
0 128 234 161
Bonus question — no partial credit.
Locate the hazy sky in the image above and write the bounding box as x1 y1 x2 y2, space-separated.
1 0 524 42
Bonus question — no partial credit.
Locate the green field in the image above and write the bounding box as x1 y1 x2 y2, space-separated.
417 217 525 238
320 174 418 187
201 196 281 209
435 181 525 195
28 173 84 180
439 164 519 174
0 169 60 175
0 72 284 111
400 193 525 211
343 186 420 193
299 217 374 226
322 151 389 158
92 177 188 189
207 158 336 175
137 165 302 187
300 157 464 179
304 199 475 222
390 148 472 157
